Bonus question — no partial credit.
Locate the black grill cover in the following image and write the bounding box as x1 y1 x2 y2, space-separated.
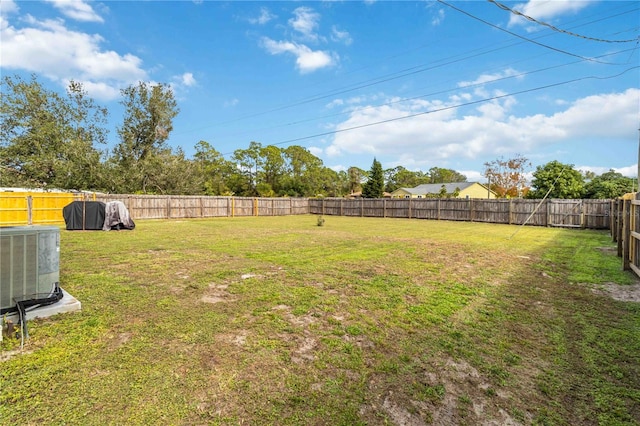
62 201 106 230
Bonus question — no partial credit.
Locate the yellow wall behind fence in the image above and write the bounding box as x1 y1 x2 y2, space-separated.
0 192 84 226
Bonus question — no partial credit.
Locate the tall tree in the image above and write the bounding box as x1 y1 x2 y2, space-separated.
231 141 263 196
194 140 234 195
141 147 202 195
384 166 430 192
282 146 325 196
111 82 179 193
347 167 366 195
584 170 635 199
483 154 531 198
527 160 585 199
362 158 384 198
0 75 107 189
428 167 467 184
260 145 285 195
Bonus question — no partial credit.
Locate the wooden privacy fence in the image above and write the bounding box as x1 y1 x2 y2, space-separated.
0 193 310 225
1 192 611 229
310 198 611 229
93 195 310 219
0 192 84 226
610 193 640 277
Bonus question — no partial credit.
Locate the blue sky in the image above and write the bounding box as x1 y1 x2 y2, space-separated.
1 0 638 181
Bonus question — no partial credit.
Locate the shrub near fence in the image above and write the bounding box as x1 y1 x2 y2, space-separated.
310 198 612 229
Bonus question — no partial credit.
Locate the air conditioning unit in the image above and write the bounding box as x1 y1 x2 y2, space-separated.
0 226 60 315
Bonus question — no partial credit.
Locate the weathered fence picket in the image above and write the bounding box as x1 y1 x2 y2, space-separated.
310 198 610 229
1 192 611 230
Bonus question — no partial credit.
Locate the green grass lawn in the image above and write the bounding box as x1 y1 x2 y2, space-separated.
2 215 639 425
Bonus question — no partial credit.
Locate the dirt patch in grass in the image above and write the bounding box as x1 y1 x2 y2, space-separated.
591 282 640 302
361 357 524 426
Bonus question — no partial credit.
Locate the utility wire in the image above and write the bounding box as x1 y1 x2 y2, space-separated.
176 6 637 137
219 66 639 157
209 46 638 142
437 0 622 65
488 0 639 43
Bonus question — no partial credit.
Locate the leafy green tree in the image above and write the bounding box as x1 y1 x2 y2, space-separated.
384 166 430 192
141 147 202 195
311 168 345 197
362 158 384 198
232 141 262 196
527 160 585 199
584 170 635 199
194 140 234 195
1 75 107 189
483 154 531 198
260 145 285 195
111 82 179 193
347 166 366 195
428 167 467 184
282 145 326 196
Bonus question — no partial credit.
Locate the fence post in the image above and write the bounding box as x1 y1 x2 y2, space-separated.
408 198 412 219
580 200 586 229
617 199 624 256
469 199 474 222
26 195 33 225
383 199 386 218
623 199 631 271
437 199 441 220
340 198 343 217
361 198 364 217
509 199 513 225
545 200 550 227
611 200 618 242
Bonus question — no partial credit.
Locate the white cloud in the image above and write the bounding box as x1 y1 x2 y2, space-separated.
0 15 146 100
45 0 104 23
457 170 484 182
169 72 197 97
331 26 352 46
0 0 19 16
289 6 320 41
63 78 120 100
180 72 196 87
308 146 323 158
458 68 521 88
261 37 336 73
577 165 638 179
614 165 638 179
431 8 445 26
508 0 594 27
249 7 276 25
326 88 639 166
224 98 239 108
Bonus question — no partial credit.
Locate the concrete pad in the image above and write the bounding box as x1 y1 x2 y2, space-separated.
4 288 81 324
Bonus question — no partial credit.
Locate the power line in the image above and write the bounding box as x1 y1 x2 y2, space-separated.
488 0 639 43
205 46 638 143
175 6 636 139
218 66 639 158
437 0 623 65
